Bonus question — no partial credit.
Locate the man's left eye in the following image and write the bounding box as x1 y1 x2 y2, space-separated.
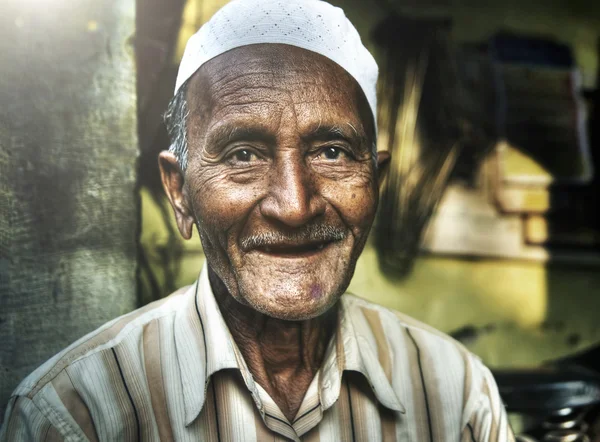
227 148 261 165
233 149 255 162
319 146 346 161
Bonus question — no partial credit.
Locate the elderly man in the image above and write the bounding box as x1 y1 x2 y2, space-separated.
1 0 514 441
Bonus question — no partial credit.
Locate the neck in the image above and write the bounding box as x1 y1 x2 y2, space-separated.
209 267 337 422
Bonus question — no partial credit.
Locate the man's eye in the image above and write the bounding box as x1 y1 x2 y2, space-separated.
320 146 345 161
230 149 258 163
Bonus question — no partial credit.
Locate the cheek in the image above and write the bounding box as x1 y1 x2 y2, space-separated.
321 178 378 228
188 170 264 236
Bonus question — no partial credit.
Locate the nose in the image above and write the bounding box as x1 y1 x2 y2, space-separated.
259 156 326 228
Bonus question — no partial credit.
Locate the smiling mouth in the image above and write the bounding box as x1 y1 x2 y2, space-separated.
255 241 334 258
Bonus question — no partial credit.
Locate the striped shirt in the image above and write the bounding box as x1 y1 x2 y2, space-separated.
1 264 514 441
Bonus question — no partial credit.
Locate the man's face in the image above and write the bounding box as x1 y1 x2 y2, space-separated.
162 44 387 320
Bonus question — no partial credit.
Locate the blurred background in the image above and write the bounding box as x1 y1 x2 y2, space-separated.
141 0 600 368
1 0 600 436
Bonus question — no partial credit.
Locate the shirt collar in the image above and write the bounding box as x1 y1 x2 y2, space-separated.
319 296 406 414
174 263 242 425
174 263 405 426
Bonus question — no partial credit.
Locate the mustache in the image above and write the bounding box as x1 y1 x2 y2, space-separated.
240 224 347 251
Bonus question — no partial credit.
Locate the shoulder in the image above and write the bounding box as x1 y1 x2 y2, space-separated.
12 285 193 401
341 297 511 437
342 294 497 428
3 285 195 440
343 293 473 358
342 294 486 405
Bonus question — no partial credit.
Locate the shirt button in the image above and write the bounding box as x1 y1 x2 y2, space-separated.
323 380 331 389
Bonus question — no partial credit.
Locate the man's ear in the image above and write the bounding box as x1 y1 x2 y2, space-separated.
376 150 391 187
158 151 194 240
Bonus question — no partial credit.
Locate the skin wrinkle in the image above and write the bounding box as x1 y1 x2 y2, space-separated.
205 124 278 158
159 44 389 422
208 70 275 88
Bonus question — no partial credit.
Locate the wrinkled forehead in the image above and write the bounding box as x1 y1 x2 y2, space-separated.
185 44 375 142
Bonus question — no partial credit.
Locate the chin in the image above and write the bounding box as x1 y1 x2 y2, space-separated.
234 271 351 321
251 293 341 321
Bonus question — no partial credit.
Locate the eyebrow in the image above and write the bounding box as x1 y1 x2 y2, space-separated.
203 122 368 155
205 124 277 154
303 124 367 148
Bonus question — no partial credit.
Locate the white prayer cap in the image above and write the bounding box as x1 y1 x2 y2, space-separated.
175 0 378 130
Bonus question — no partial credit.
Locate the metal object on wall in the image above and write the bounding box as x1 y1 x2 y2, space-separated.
0 0 138 420
495 365 600 441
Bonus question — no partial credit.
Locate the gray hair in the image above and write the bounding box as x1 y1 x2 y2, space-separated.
164 82 190 172
163 81 378 171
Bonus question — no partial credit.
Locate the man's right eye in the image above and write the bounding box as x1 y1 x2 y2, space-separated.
228 149 259 164
234 149 253 161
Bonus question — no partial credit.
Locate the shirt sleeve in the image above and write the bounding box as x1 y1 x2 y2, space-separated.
1 395 64 442
460 359 516 442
